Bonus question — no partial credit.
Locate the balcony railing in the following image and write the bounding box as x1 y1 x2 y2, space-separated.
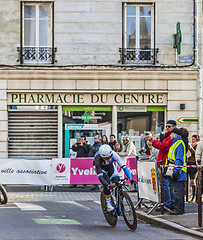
17 47 57 64
119 48 159 64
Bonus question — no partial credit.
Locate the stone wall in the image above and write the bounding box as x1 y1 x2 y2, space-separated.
0 0 201 65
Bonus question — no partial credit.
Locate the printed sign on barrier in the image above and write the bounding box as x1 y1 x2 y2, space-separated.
70 158 100 184
0 159 52 185
52 158 70 185
137 160 159 203
125 157 137 183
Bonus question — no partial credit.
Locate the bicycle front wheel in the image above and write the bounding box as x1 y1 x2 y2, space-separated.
0 185 8 204
120 191 137 231
100 189 117 227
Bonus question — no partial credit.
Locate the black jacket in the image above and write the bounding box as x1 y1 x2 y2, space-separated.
88 142 102 157
72 143 89 157
109 140 116 150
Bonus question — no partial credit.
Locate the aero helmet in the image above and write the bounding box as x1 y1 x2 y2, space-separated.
99 144 113 158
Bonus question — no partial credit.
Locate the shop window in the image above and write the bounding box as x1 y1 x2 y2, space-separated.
117 108 164 152
18 2 56 64
120 4 158 64
62 106 112 157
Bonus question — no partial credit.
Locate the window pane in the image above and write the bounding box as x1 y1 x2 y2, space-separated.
127 6 136 16
140 16 151 48
126 18 136 48
24 20 36 46
39 5 51 18
24 6 36 18
39 20 51 46
140 6 151 17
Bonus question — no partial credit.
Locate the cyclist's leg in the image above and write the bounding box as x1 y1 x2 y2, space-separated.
102 171 111 198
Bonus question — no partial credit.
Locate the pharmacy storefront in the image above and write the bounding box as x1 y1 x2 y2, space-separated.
8 92 167 159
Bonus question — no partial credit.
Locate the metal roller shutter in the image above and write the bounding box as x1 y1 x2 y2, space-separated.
8 111 58 159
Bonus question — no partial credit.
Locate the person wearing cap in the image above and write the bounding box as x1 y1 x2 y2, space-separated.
166 128 187 215
195 138 203 194
153 120 176 211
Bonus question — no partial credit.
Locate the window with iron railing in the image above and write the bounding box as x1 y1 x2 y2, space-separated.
19 2 55 64
120 4 157 64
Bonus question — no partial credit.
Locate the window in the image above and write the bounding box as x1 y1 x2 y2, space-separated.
19 2 55 64
120 4 157 64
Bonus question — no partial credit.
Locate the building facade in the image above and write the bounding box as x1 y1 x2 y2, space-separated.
0 0 201 159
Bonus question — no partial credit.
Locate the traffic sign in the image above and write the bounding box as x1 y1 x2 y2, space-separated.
177 117 199 124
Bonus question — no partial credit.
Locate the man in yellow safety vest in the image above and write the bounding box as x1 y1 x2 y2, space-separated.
165 128 187 215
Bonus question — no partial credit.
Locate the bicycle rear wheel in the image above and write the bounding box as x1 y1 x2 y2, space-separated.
0 185 8 204
120 191 137 231
100 189 117 227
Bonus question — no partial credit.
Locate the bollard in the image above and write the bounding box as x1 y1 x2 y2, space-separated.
197 159 202 227
160 160 164 215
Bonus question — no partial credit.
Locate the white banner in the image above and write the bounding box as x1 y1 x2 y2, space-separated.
0 159 52 185
137 160 159 202
52 158 70 185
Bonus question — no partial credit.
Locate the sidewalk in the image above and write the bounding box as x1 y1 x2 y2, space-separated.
134 199 203 239
4 185 203 238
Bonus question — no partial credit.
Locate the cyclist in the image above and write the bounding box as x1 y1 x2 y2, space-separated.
93 144 136 211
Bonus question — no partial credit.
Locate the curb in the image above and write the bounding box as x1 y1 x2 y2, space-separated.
136 210 203 239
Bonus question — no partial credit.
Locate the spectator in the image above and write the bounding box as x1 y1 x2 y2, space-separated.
195 138 203 194
88 135 102 157
188 135 200 201
72 136 89 157
167 128 187 215
180 128 189 152
109 134 116 150
142 132 153 155
114 141 122 153
147 140 159 160
154 134 160 142
87 135 102 191
153 120 176 211
119 136 136 156
101 135 108 145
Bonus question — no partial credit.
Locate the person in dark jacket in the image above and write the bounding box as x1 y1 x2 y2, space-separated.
109 134 116 150
87 135 102 191
72 136 89 157
180 128 189 153
142 132 152 155
88 135 102 157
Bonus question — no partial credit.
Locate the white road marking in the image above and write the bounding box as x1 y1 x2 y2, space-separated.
14 203 46 211
59 201 90 210
94 201 101 205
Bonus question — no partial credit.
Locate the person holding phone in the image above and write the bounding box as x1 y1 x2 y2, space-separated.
72 135 89 157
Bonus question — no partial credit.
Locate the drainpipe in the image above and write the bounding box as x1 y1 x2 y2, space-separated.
194 0 203 139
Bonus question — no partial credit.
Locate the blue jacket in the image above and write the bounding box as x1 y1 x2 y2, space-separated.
172 135 187 181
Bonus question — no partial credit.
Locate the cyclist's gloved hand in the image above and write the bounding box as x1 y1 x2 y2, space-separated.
130 179 136 185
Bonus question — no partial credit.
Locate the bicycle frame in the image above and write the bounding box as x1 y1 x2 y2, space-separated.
110 178 129 215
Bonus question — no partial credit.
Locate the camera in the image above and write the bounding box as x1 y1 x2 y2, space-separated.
139 148 145 154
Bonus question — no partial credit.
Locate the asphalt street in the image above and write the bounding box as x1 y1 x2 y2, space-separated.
0 191 200 240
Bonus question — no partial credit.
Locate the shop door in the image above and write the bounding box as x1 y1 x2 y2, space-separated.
8 111 58 159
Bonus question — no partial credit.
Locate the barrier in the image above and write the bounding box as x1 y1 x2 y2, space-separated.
0 159 52 185
0 156 137 186
135 156 160 214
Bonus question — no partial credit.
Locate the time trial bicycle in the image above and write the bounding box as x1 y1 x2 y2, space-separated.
100 178 137 231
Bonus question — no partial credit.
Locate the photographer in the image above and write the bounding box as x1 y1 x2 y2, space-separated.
72 135 89 157
139 132 152 155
